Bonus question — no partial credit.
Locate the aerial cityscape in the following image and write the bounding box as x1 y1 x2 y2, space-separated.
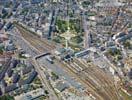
0 0 132 100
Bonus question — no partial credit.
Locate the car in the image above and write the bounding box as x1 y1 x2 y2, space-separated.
46 56 54 64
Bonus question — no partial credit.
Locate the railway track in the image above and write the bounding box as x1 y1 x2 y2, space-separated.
14 23 56 53
74 58 120 100
13 23 120 100
55 60 103 100
61 58 120 100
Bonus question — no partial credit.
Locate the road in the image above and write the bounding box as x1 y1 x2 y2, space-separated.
74 0 92 49
48 8 59 38
32 58 59 100
0 59 11 81
111 6 129 32
82 12 92 49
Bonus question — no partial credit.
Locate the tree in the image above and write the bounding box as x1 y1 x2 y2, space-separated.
45 90 49 95
123 41 131 49
0 95 14 100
